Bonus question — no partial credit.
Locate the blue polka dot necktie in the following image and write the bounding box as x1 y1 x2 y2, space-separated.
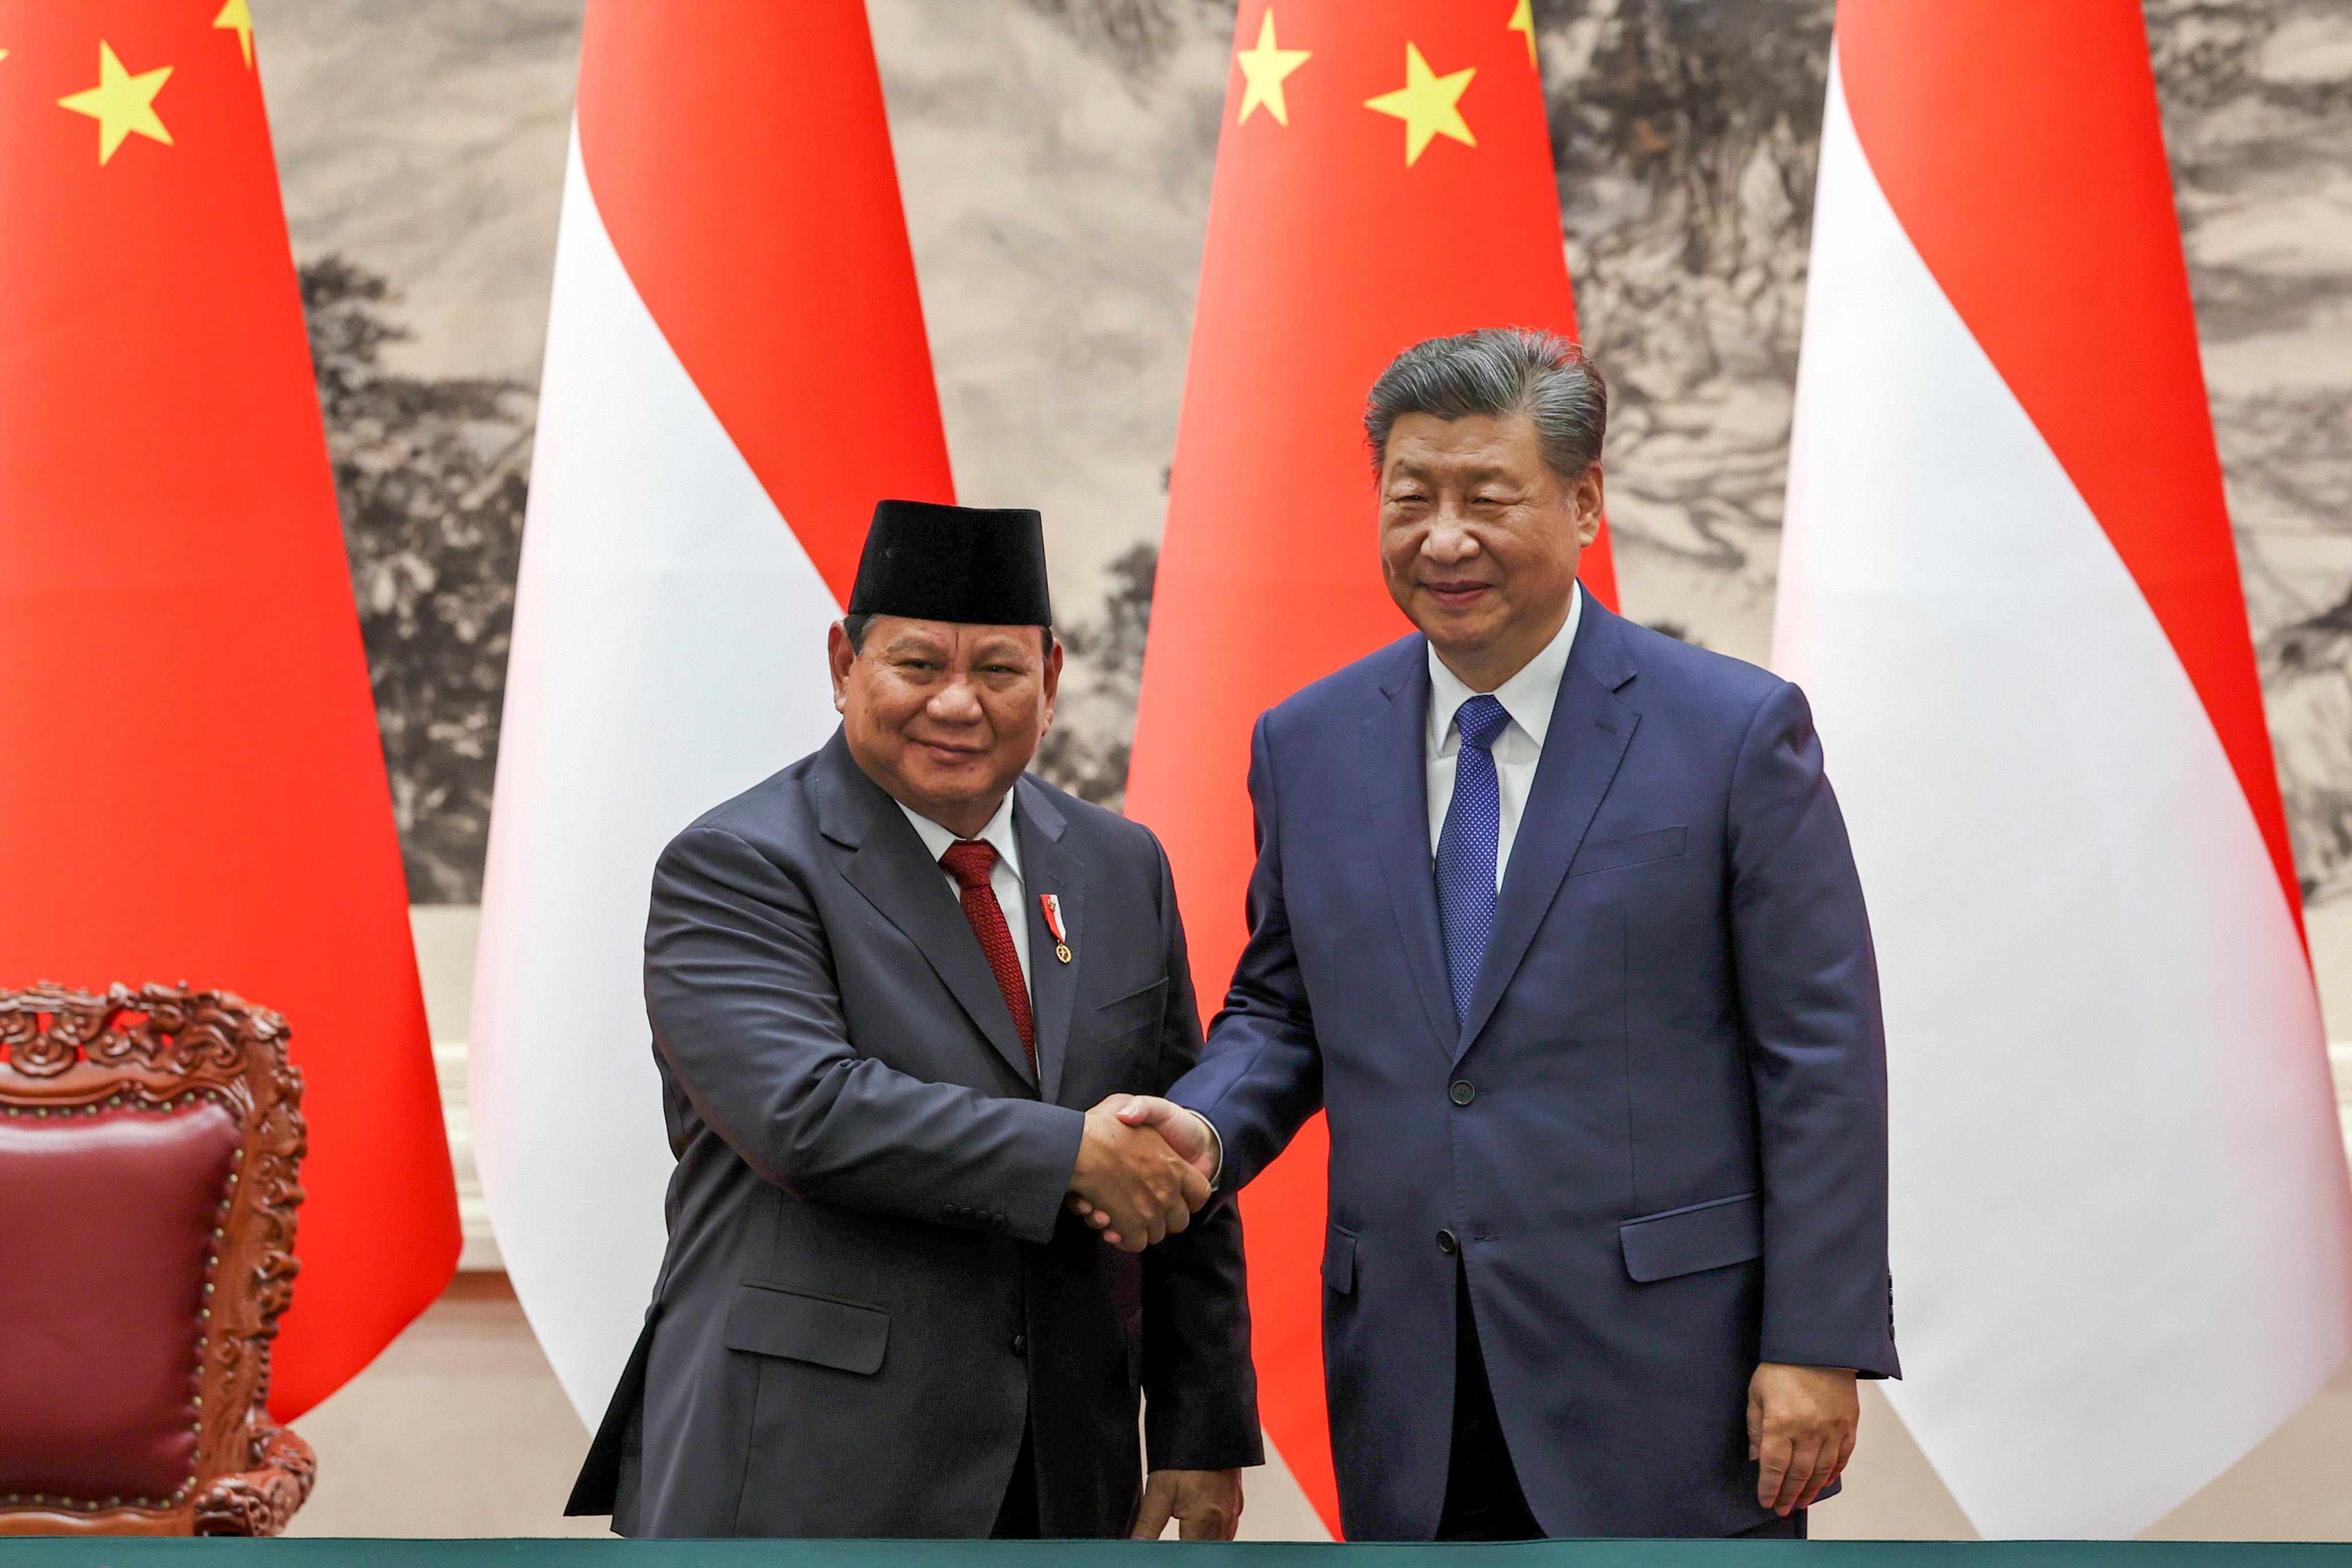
1438 693 1512 1024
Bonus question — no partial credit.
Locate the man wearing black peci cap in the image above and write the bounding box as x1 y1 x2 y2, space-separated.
566 500 1261 1539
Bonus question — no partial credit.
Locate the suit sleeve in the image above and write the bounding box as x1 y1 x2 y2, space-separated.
1165 711 1326 1193
1728 681 1900 1378
644 824 1084 1246
1140 840 1264 1473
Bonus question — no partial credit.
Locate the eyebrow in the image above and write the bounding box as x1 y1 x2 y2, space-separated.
970 641 1035 663
1387 463 1518 485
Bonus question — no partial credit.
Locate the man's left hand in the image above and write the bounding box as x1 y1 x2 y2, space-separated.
1748 1362 1857 1515
1131 1467 1243 1540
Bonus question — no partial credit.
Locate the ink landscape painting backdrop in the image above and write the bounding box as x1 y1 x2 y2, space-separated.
261 0 2352 930
242 0 2352 1539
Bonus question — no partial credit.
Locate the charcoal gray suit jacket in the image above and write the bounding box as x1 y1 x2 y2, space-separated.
568 730 1260 1537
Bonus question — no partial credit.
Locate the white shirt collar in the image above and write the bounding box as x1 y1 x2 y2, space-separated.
1427 581 1584 754
898 787 1025 883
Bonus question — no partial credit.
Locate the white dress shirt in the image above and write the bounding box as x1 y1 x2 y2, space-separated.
899 791 1031 988
1425 581 1584 886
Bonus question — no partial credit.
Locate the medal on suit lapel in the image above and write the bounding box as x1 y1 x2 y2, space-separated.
1041 893 1072 963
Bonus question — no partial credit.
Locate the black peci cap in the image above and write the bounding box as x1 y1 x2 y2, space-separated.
846 500 1052 627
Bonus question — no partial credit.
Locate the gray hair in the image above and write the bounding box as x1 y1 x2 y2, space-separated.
1364 327 1609 481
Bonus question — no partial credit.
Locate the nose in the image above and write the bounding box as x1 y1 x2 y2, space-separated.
928 675 985 724
1422 505 1479 563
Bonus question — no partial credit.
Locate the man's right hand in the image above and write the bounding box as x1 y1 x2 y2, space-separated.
1068 1095 1211 1253
1069 1095 1221 1246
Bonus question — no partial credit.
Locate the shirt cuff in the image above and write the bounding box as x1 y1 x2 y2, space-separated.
1188 1109 1225 1191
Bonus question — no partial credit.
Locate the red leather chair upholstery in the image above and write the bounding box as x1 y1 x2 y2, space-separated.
0 984 315 1536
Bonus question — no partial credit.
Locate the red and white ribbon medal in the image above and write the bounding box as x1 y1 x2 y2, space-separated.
1041 894 1071 964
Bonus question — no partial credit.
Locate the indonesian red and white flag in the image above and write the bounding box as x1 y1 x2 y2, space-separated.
1126 0 1612 1534
0 0 457 1418
470 0 954 1422
1774 1 2352 1536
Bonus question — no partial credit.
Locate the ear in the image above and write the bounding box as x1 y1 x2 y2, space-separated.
1573 463 1606 547
828 621 855 712
1039 632 1064 729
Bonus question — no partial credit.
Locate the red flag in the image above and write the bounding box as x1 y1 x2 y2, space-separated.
0 1 458 1416
1125 0 1609 1533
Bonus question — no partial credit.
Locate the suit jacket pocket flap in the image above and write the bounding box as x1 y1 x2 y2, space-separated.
1322 1227 1357 1295
723 1283 889 1375
1619 1191 1760 1283
1094 976 1169 1039
1570 824 1687 877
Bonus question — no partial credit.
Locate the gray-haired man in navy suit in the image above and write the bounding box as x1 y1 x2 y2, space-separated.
1090 330 1898 1539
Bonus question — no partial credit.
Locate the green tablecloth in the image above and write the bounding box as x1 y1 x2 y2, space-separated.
5 1543 2349 1567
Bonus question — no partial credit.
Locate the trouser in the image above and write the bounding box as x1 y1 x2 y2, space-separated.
991 1425 1041 1539
1434 1262 1808 1541
1436 1262 1546 1540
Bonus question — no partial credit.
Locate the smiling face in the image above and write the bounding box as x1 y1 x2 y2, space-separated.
831 616 1061 838
1377 411 1604 693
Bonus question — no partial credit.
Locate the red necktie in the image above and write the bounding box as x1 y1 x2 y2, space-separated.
940 839 1035 1073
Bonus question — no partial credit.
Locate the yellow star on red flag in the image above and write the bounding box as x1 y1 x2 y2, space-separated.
1364 42 1476 166
58 41 173 165
1508 0 1538 69
215 0 256 69
1235 9 1311 126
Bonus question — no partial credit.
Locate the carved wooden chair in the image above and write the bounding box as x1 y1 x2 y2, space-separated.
0 983 315 1536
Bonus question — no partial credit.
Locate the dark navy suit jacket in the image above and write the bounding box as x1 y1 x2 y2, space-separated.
1169 594 1897 1539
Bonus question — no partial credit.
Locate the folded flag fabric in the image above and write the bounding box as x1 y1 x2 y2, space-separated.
468 0 955 1425
1774 0 2352 1536
0 0 458 1418
1125 0 1613 1533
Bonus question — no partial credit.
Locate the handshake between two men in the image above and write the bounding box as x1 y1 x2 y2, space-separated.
1065 1094 1217 1252
585 336 1896 1542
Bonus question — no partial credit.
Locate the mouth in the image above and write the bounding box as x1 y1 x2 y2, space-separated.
1420 580 1493 611
910 736 988 763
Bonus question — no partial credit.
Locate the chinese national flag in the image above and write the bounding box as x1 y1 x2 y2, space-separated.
0 1 458 1417
1125 0 1611 1534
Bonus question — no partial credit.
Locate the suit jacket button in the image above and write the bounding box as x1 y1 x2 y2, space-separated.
1449 1080 1475 1106
1436 1229 1459 1255
1010 1333 1028 1356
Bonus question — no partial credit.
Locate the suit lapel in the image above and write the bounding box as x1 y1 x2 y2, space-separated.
1014 779 1080 1107
818 737 1040 1091
1361 647 1461 1059
1455 601 1640 1060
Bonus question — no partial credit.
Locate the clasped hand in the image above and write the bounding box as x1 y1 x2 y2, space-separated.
1067 1094 1213 1253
